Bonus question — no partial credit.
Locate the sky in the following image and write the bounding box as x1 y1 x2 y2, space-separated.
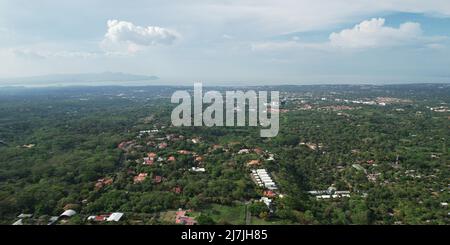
1 0 450 85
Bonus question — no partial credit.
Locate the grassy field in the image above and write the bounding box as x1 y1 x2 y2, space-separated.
159 211 177 224
201 204 247 225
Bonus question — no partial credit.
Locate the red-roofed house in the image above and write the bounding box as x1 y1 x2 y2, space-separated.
176 216 197 225
246 160 261 167
88 214 111 222
134 173 148 183
263 190 277 198
118 141 134 151
175 209 197 225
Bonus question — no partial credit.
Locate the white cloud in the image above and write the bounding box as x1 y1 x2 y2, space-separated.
188 0 450 34
329 18 422 49
101 20 180 54
1 1 450 81
252 18 448 52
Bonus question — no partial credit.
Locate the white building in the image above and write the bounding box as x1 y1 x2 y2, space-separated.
107 212 124 222
252 169 278 190
260 197 272 207
191 167 206 172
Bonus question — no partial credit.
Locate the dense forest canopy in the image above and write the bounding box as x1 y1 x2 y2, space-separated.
0 84 448 225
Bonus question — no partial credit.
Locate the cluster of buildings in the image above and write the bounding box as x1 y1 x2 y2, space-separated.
118 140 135 152
251 169 278 191
319 105 355 111
13 209 80 225
429 106 449 112
13 210 125 225
124 130 207 185
137 129 159 138
237 147 275 163
87 212 124 222
308 186 350 200
251 169 279 210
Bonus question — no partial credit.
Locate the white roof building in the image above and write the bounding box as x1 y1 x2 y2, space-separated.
12 219 23 225
191 167 206 172
317 195 331 199
251 168 278 190
60 209 77 217
335 191 351 195
107 212 124 222
17 213 33 219
260 197 272 207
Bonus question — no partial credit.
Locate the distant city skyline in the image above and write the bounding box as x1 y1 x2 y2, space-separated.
1 1 450 84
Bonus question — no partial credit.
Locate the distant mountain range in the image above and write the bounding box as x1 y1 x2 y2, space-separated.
0 72 159 85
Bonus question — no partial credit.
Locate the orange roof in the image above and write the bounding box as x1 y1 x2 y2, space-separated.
264 190 276 197
133 173 148 183
103 178 113 185
95 182 104 189
95 178 113 189
247 160 261 166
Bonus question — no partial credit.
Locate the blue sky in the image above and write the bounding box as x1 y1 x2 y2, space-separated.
1 0 450 84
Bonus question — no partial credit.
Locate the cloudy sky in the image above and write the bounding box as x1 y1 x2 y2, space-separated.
1 0 450 84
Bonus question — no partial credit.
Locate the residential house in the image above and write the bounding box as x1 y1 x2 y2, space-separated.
191 167 206 172
147 152 157 158
88 212 124 222
246 160 261 167
134 173 148 183
175 209 197 225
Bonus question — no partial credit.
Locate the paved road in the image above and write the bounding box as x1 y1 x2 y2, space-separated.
245 202 251 225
